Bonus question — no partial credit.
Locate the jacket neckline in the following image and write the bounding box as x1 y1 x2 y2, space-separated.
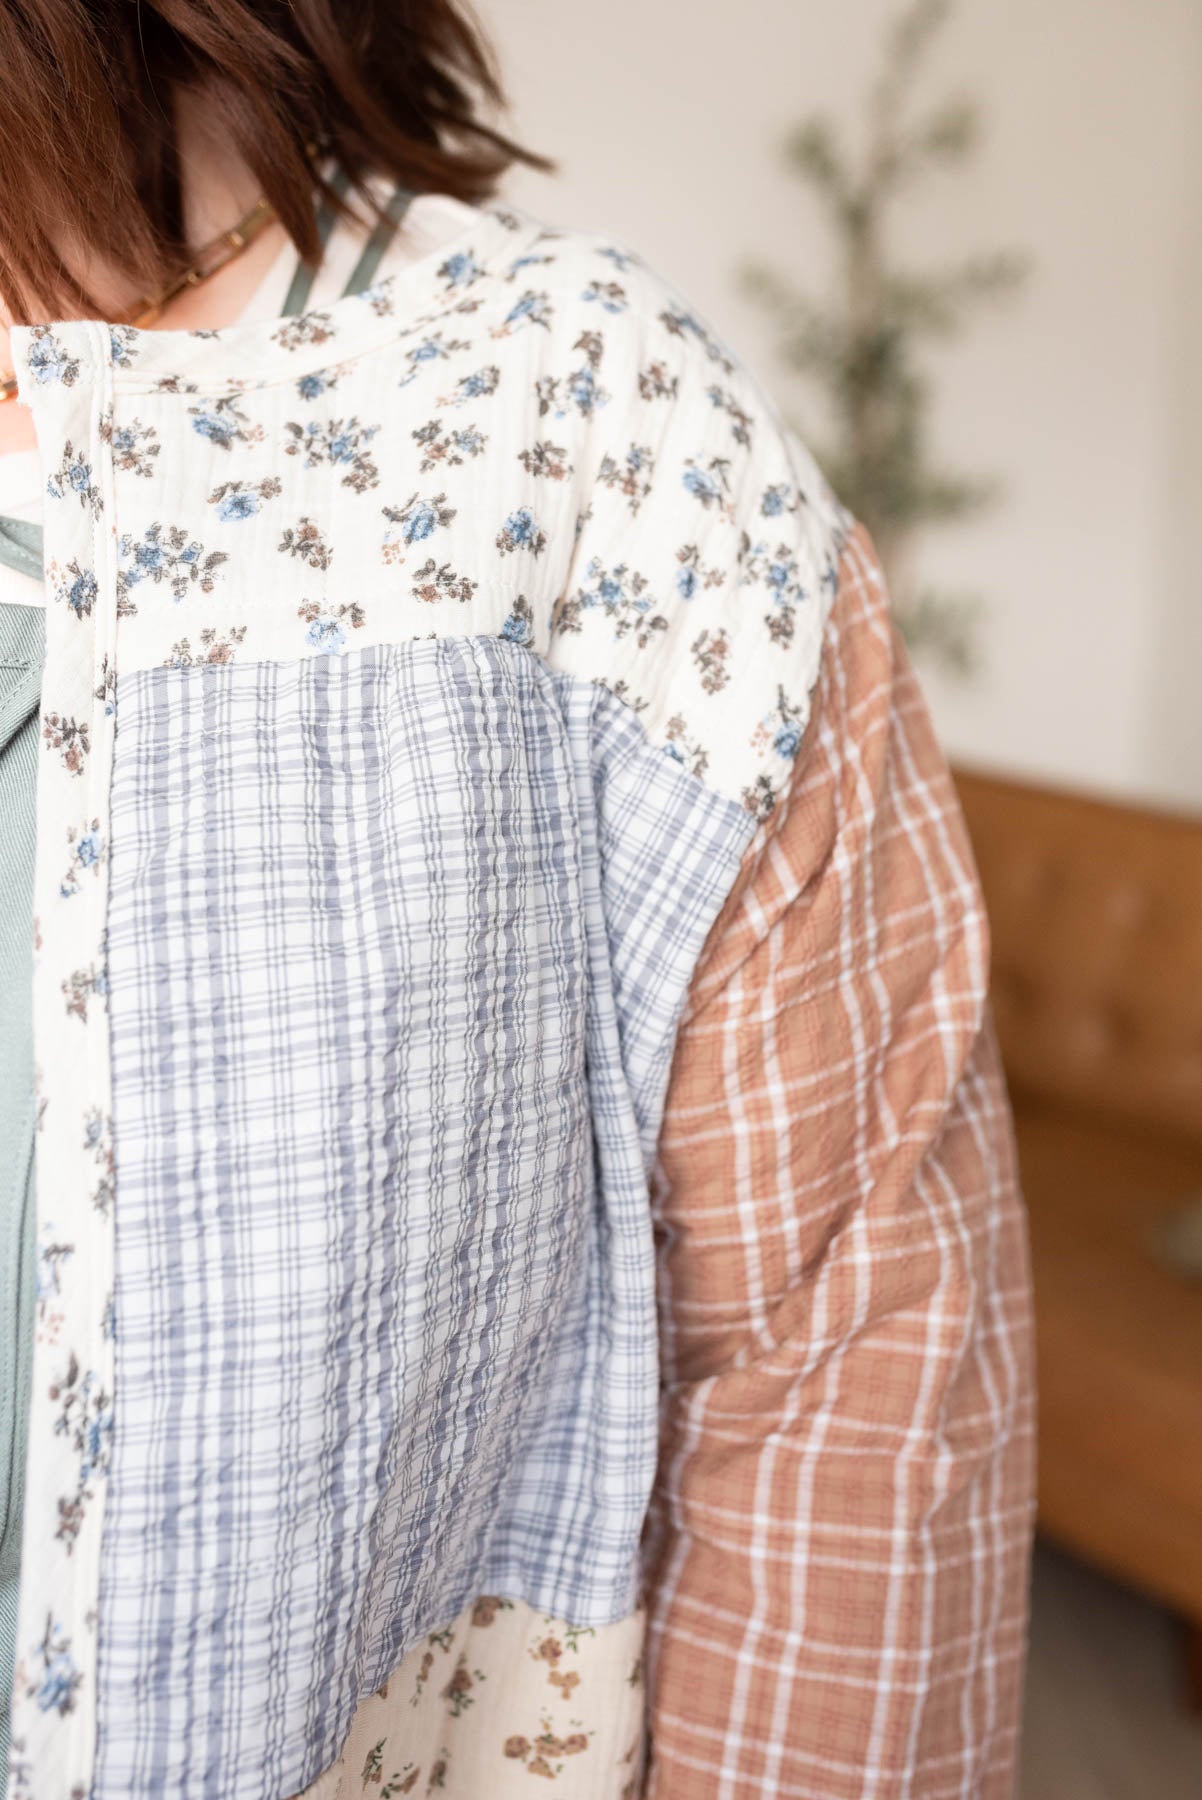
11 201 533 404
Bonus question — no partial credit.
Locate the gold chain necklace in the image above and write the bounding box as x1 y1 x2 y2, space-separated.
0 196 277 403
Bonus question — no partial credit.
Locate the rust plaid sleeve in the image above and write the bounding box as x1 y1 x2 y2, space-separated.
643 526 1037 1798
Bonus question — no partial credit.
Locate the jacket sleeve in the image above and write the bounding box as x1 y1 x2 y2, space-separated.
642 524 1037 1798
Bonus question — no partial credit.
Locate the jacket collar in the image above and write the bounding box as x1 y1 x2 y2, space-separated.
11 204 534 407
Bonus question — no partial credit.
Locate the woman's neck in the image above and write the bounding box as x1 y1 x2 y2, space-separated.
0 95 293 457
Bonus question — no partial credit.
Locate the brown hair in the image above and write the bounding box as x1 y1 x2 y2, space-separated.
0 0 548 321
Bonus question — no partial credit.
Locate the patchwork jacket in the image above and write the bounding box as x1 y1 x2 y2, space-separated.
8 201 1035 1799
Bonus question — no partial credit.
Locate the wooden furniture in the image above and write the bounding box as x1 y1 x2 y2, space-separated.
953 766 1202 1645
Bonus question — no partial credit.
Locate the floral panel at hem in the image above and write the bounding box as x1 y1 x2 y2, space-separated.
292 1599 646 1800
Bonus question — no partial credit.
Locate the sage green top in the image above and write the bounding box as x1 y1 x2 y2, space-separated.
0 586 42 1790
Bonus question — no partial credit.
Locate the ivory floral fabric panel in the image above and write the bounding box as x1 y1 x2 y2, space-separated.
295 1598 645 1800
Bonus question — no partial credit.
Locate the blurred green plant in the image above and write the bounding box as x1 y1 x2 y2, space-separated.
742 0 1030 675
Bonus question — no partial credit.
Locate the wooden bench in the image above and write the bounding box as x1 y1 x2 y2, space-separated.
953 766 1202 1669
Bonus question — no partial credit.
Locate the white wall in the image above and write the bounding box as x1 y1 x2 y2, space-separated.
487 0 1202 810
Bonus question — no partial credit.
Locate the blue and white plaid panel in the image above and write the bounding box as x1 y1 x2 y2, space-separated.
96 636 752 1799
485 673 753 1616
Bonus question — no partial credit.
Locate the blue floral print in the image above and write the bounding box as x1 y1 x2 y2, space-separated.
554 557 666 648
382 492 457 552
398 332 471 389
61 965 108 1023
439 250 483 290
191 408 239 448
681 458 732 513
447 365 500 406
767 684 807 759
116 523 229 611
707 385 755 450
221 490 259 522
596 444 653 513
496 508 547 558
742 539 809 646
298 599 365 654
504 245 553 279
49 1354 113 1549
209 477 282 522
284 417 381 491
27 1617 83 1716
659 306 736 374
59 819 103 900
500 595 535 645
36 1227 74 1315
663 712 709 778
499 290 553 334
105 417 161 479
187 394 260 452
51 560 98 620
84 1108 115 1218
46 443 103 517
761 482 798 518
535 335 608 421
581 280 628 315
26 327 80 389
306 618 345 653
413 420 487 473
109 325 140 368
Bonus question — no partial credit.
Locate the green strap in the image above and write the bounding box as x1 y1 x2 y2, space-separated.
339 185 413 300
280 173 412 316
279 165 352 319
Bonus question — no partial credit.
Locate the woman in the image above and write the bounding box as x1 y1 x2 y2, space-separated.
0 4 1035 1797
